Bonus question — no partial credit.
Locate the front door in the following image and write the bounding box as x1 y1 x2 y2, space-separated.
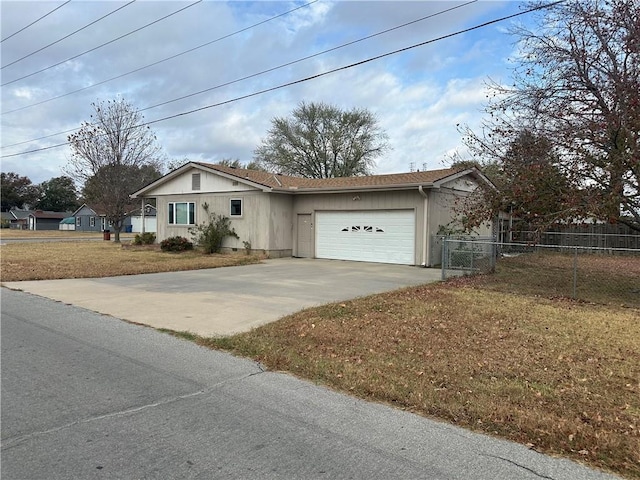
296 214 312 258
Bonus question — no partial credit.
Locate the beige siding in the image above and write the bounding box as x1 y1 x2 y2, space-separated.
427 176 494 266
155 191 293 255
267 194 294 253
152 167 256 195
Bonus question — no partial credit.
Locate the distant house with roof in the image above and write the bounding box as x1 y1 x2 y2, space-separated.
71 204 136 232
131 162 494 266
2 208 70 230
72 204 109 232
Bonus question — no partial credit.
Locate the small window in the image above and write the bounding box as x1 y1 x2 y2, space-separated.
351 225 360 232
230 199 242 217
341 227 349 232
76 217 81 227
364 226 372 232
376 227 385 233
90 217 96 227
192 173 201 191
169 202 195 225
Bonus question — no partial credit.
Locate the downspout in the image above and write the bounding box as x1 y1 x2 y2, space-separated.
418 186 429 267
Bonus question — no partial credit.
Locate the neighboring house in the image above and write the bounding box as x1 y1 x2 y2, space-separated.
72 204 108 232
131 162 494 266
5 208 30 229
2 208 70 230
72 204 133 232
128 204 157 233
27 210 71 230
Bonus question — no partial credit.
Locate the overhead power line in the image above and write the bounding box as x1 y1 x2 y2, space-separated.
0 1 564 160
1 1 136 70
1 0 202 87
1 0 319 116
0 1 71 43
1 0 472 152
1 0 472 146
139 0 477 113
0 0 322 149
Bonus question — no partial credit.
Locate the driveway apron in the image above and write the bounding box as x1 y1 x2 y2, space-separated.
3 258 441 336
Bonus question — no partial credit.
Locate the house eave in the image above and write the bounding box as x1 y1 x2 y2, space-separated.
273 183 438 195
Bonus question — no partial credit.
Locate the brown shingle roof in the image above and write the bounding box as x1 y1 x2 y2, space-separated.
193 162 462 191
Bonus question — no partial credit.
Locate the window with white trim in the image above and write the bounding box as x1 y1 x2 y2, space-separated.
230 199 242 217
168 202 195 225
90 217 96 227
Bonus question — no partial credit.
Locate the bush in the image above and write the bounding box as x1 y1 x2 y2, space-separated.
133 232 156 245
160 236 193 252
189 204 239 254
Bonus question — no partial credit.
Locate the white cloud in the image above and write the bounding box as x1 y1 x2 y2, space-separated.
1 1 520 183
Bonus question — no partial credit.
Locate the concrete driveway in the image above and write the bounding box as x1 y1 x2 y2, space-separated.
3 258 442 336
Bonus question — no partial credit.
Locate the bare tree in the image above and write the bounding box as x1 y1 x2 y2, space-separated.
67 98 163 242
254 102 389 178
460 0 639 231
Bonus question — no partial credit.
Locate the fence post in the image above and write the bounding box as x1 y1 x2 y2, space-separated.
572 246 578 299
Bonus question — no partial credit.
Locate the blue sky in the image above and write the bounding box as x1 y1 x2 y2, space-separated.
1 1 527 184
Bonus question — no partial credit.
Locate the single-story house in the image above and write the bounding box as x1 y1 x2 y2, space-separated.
72 204 137 233
2 208 71 230
131 162 494 266
72 204 110 232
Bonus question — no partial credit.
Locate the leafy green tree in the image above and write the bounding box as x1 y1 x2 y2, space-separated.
254 102 389 178
1 172 39 211
67 98 164 242
35 176 79 212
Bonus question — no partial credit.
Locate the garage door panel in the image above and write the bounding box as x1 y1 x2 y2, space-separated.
316 210 415 265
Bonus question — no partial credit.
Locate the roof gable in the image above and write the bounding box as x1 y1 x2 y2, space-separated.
72 204 99 216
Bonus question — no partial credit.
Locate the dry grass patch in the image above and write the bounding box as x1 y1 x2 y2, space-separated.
479 252 640 308
0 230 119 239
0 241 262 281
208 280 639 478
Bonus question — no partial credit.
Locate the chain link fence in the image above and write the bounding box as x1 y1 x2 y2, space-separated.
511 230 640 249
439 237 640 308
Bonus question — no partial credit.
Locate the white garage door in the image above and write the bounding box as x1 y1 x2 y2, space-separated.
316 210 415 265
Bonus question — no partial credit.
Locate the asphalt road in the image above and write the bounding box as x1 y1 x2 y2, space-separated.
1 288 619 480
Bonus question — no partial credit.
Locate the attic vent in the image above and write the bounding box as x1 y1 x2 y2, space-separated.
232 180 239 186
192 173 201 191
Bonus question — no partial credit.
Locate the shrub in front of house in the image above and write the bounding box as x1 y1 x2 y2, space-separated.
133 232 156 245
189 203 239 254
160 236 193 252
